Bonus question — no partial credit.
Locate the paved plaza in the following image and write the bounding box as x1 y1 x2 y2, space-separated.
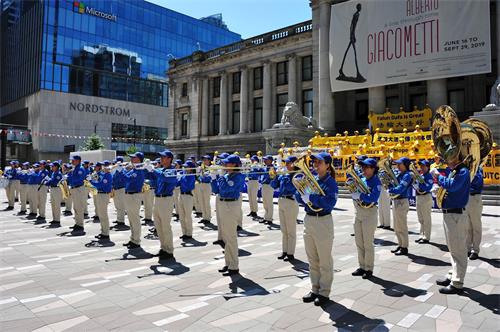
0 192 498 332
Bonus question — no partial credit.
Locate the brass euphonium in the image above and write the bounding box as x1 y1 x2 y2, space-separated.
84 180 98 196
58 179 71 200
291 155 325 212
409 162 426 195
377 157 400 199
345 164 374 208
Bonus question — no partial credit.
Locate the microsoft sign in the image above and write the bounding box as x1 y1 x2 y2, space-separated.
73 1 117 22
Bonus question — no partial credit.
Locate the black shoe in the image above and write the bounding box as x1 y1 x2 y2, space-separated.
16 210 27 216
198 219 206 224
436 278 451 286
49 221 61 227
143 218 153 225
95 234 110 240
92 215 98 219
351 268 365 276
34 218 46 225
3 206 14 211
415 238 423 243
246 212 253 217
237 226 242 231
181 235 193 241
383 226 392 230
350 233 355 236
314 295 329 306
63 211 72 216
159 250 174 260
420 239 429 244
391 246 401 253
377 225 384 229
26 213 37 220
83 213 89 219
284 254 295 262
72 224 84 232
266 220 272 225
213 240 224 245
222 269 239 276
469 252 479 260
362 271 373 279
258 219 266 224
123 241 132 247
127 242 141 249
218 266 229 273
439 285 463 295
302 292 318 303
277 252 287 260
395 247 408 256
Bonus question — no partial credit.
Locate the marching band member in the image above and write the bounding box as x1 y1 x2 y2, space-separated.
35 162 50 224
260 155 275 225
271 155 299 262
112 157 127 226
82 160 91 219
45 162 63 227
173 159 183 221
26 163 40 219
377 155 392 230
62 163 73 216
91 161 113 240
246 155 261 219
152 150 177 261
122 152 147 249
211 154 246 276
466 166 483 260
388 157 413 256
430 159 470 294
17 162 30 216
66 155 87 233
3 161 18 211
213 152 229 247
351 158 381 279
178 160 196 241
12 161 21 205
414 160 434 244
198 155 213 224
296 152 338 306
193 162 203 220
143 160 155 225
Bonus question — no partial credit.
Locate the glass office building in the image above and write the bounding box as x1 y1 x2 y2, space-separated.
0 0 240 161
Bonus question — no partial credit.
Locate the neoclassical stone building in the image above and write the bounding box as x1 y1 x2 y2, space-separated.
166 0 499 158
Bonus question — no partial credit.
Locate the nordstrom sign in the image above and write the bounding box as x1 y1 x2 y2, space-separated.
73 1 117 22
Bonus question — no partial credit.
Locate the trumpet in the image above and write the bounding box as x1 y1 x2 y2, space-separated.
377 157 400 199
345 164 374 208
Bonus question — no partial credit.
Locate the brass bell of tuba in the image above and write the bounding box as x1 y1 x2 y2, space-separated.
377 157 400 199
345 163 374 208
291 155 325 212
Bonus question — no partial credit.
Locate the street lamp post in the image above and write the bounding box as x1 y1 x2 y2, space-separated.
129 117 137 148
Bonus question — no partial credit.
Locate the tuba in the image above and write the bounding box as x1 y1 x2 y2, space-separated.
377 157 400 199
431 106 492 208
409 162 426 195
345 164 374 208
291 155 325 212
84 180 98 196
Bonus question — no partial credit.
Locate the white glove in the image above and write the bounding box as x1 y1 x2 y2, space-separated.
210 173 217 181
176 174 182 181
351 192 361 200
116 165 123 172
412 182 420 190
63 174 68 180
145 164 153 172
86 175 92 181
44 175 51 181
301 192 311 204
430 168 440 178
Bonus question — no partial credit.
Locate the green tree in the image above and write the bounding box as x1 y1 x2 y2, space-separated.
80 133 105 151
126 144 138 155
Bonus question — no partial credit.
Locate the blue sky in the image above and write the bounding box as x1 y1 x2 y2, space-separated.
147 0 312 39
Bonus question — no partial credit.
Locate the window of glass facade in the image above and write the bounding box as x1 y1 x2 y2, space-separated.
213 104 220 135
181 83 188 97
253 67 263 90
111 123 167 143
213 77 221 98
410 93 426 109
302 89 313 117
277 93 288 121
254 97 263 132
302 56 312 81
1 0 240 107
232 72 241 94
386 96 400 112
232 101 240 134
181 113 188 137
277 61 288 86
355 100 368 120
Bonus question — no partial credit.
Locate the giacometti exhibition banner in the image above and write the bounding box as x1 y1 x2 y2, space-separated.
330 0 491 92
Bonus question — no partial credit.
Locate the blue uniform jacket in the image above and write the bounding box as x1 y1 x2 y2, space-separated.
359 174 382 205
470 167 483 195
259 165 274 185
146 171 157 189
112 169 127 189
248 165 263 181
67 164 86 187
31 169 49 185
388 171 413 199
212 172 246 199
91 172 112 193
4 168 16 179
153 167 177 196
416 172 434 193
270 173 297 197
178 174 196 193
124 168 146 193
46 171 63 187
295 173 338 214
438 164 470 209
18 171 29 184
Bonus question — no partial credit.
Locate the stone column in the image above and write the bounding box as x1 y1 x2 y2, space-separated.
167 82 176 139
219 71 228 135
287 54 298 103
262 61 272 130
368 86 385 113
318 0 335 131
239 66 249 134
201 77 209 136
427 79 447 110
